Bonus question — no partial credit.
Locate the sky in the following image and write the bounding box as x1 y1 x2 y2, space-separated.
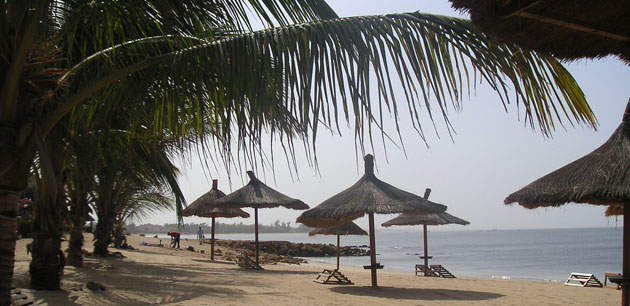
140 1 630 231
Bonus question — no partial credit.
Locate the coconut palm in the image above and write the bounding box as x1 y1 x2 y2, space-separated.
84 130 185 257
112 187 174 249
65 135 95 268
0 0 597 302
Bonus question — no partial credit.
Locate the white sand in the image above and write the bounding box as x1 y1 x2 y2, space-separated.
11 234 621 305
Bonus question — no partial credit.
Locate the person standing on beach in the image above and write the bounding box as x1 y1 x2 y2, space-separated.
197 227 204 245
167 232 180 249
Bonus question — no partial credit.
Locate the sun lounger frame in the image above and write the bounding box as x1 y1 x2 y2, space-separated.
314 269 354 285
564 272 603 287
415 264 456 278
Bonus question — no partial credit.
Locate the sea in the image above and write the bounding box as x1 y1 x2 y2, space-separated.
171 227 622 282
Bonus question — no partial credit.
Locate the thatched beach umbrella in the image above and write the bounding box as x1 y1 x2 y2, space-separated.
309 222 367 271
449 2 630 304
382 188 469 276
449 0 630 63
505 101 630 305
211 171 308 267
182 179 249 260
297 154 447 287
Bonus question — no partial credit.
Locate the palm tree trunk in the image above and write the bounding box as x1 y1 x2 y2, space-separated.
29 189 66 290
29 222 62 290
93 214 114 257
29 149 69 290
0 187 19 305
67 197 87 267
67 224 83 267
0 127 36 304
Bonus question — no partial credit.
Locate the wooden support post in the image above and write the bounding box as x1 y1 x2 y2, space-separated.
336 234 340 270
423 224 429 276
211 217 216 260
623 207 629 306
369 212 378 287
255 207 259 266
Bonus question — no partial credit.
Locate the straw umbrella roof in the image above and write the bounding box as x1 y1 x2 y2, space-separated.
182 179 250 218
381 211 469 227
210 171 308 210
450 0 630 63
505 100 630 208
297 155 447 228
309 221 368 236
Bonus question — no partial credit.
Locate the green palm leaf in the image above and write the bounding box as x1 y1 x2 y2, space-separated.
60 12 593 168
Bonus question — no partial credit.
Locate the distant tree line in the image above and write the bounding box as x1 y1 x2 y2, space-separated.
126 220 312 235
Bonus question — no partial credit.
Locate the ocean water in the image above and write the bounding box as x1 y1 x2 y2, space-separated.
173 227 622 282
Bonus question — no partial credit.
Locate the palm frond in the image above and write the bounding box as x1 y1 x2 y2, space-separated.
62 12 593 172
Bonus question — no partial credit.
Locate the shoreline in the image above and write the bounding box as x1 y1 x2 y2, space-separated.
11 234 620 305
143 229 618 283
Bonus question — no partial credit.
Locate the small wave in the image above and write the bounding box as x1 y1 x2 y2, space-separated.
491 275 562 283
491 275 511 280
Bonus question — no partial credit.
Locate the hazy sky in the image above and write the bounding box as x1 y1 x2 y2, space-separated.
141 1 630 231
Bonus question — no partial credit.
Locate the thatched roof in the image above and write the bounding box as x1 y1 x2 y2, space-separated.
182 179 227 217
505 99 630 208
210 171 308 210
309 221 368 236
450 0 630 63
296 155 447 228
200 207 250 218
381 211 469 227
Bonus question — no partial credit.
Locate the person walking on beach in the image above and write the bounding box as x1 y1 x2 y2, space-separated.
197 227 205 245
167 231 180 249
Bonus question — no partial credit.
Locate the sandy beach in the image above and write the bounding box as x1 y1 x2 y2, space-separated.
12 234 620 305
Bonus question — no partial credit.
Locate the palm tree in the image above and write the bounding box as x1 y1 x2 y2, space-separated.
27 124 71 290
65 138 94 268
112 187 174 249
0 1 596 302
85 129 184 257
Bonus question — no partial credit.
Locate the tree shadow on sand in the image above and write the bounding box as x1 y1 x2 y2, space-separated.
35 257 255 305
330 286 504 301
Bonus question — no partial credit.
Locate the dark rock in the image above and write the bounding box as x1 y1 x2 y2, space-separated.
87 281 105 291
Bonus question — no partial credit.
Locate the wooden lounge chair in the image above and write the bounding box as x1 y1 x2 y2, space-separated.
236 254 263 270
430 265 456 278
604 272 622 289
314 269 353 285
415 264 438 277
564 273 603 287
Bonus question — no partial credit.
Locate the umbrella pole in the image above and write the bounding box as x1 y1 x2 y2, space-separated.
255 207 259 266
623 207 629 306
211 217 216 260
369 212 378 287
336 234 340 271
423 224 429 276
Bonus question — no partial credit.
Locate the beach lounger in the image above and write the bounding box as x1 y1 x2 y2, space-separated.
604 272 622 289
564 273 603 287
314 269 354 285
430 265 456 278
415 264 438 277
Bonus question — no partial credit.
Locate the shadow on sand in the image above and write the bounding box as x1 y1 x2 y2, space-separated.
330 286 504 301
24 256 252 305
191 258 236 265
